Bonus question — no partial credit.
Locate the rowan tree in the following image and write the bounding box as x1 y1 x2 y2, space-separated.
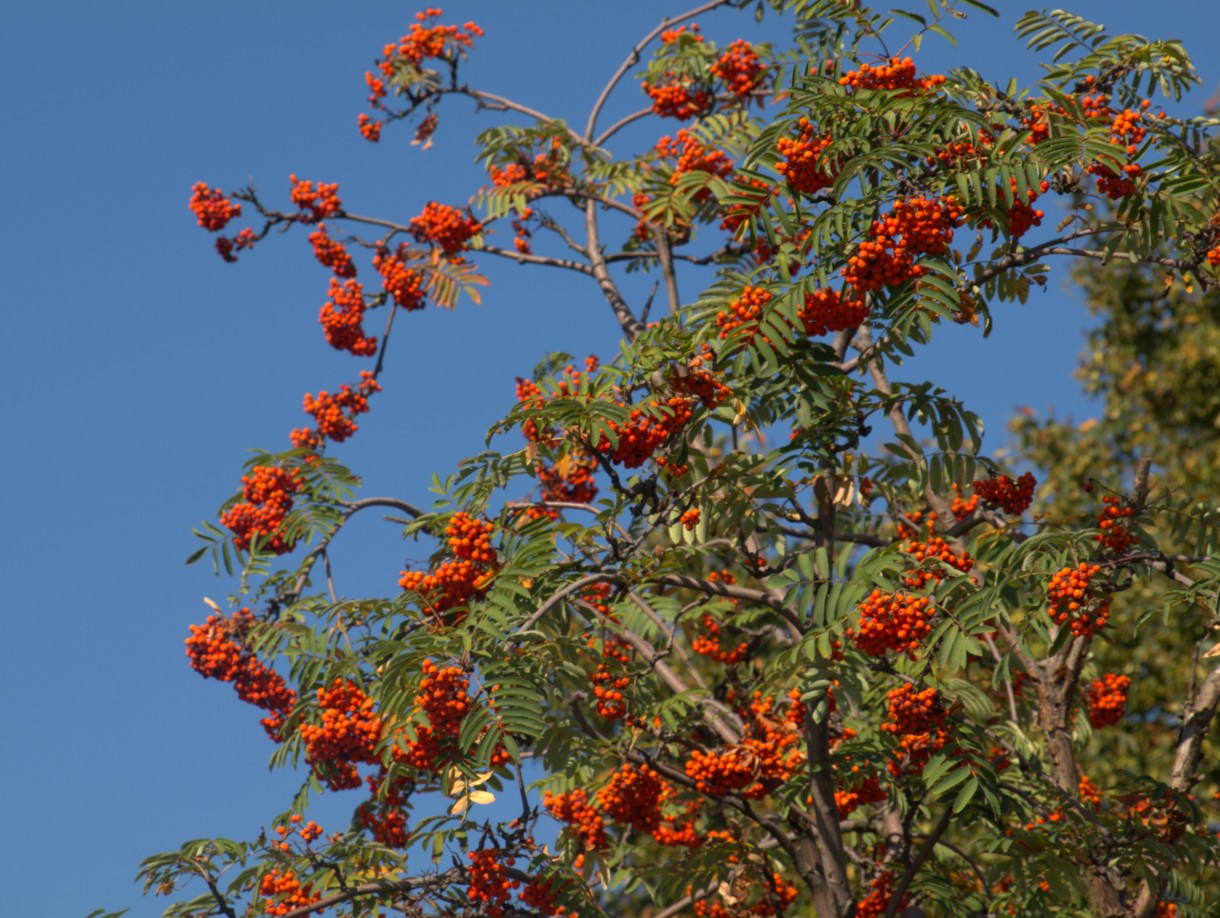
105 2 1220 916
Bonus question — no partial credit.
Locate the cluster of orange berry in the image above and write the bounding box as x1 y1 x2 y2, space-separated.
950 483 979 520
1086 672 1131 728
184 609 298 741
409 201 482 257
357 113 382 143
644 71 714 120
545 788 609 852
397 659 497 772
850 589 934 658
693 872 798 917
308 225 356 278
799 286 868 336
589 635 631 720
358 6 480 135
930 127 994 169
899 518 973 590
839 56 945 93
710 39 766 99
835 772 886 818
775 118 836 194
189 183 255 262
854 869 907 918
1079 774 1104 807
692 612 749 665
189 182 242 231
219 465 303 554
272 814 324 853
489 137 571 192
843 195 962 294
974 472 1036 515
373 244 427 311
1096 495 1137 552
598 763 665 834
399 512 499 623
259 869 320 916
299 678 383 790
997 177 1049 240
526 450 599 519
716 285 772 340
687 693 805 800
1047 562 1110 638
881 683 949 775
292 370 382 448
319 278 378 357
289 175 342 222
670 344 731 408
386 8 483 70
656 129 735 200
467 849 518 918
215 227 257 263
356 771 409 847
593 396 694 469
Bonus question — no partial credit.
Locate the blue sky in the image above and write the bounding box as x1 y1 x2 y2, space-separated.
3 3 1217 916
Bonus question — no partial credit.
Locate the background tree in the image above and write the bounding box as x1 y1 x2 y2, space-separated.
104 3 1220 916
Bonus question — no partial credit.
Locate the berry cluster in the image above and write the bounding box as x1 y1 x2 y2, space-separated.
189 182 242 232
378 9 483 70
644 73 714 120
467 849 518 918
839 56 945 94
882 683 949 775
259 870 320 916
598 764 665 834
219 465 303 555
395 659 499 772
299 678 383 790
308 225 356 279
357 113 382 143
526 450 599 519
711 39 767 99
399 512 499 623
594 397 694 469
655 129 735 201
215 227 257 263
373 245 427 311
409 201 482 257
855 869 907 918
1047 563 1110 638
693 871 798 917
899 522 973 590
289 175 342 222
272 815 324 852
799 286 868 336
974 472 1036 516
686 693 804 799
843 195 963 294
775 118 836 195
835 770 887 818
850 589 934 658
692 612 749 665
292 371 382 447
544 788 608 852
670 344 731 408
185 610 297 741
950 483 979 520
1096 495 1137 552
1086 672 1131 728
716 285 772 340
319 278 378 357
1079 774 1103 807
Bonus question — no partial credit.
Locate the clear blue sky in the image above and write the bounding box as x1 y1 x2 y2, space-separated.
3 3 1216 916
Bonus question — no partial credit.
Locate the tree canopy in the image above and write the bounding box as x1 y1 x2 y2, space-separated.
109 3 1220 917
